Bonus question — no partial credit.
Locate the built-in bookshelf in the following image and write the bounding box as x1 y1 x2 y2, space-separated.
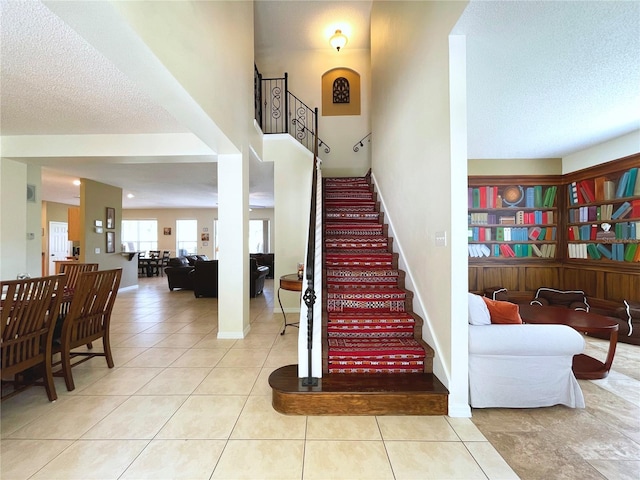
468 178 560 261
469 156 639 303
565 162 640 263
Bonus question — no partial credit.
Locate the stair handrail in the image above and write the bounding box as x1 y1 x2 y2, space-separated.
353 132 372 152
255 67 330 154
301 107 320 387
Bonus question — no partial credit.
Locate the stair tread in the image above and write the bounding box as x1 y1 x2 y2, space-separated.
328 312 415 321
328 337 426 358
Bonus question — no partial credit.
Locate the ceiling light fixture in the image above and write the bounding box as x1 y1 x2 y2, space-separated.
127 193 135 199
72 179 81 186
329 29 348 52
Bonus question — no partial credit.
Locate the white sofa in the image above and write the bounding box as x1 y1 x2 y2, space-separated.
468 293 586 408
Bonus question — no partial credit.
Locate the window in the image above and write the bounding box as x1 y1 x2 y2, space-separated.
249 219 269 253
176 219 197 256
121 220 158 253
213 219 270 258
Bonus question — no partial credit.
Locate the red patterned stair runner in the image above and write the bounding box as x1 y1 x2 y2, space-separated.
324 176 427 374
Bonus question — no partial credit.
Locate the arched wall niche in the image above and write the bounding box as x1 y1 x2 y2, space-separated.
322 67 361 116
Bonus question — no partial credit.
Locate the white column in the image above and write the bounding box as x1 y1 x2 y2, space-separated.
217 152 250 338
448 34 471 418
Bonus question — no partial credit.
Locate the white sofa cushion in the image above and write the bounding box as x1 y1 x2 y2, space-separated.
468 292 491 325
469 324 585 356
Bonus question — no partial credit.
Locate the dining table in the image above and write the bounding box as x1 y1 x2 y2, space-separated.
138 255 162 277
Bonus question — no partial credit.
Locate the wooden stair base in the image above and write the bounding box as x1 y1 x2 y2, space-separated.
269 364 448 415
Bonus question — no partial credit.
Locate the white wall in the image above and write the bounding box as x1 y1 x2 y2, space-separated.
0 159 28 279
562 130 640 174
371 1 469 415
111 1 254 154
265 135 314 312
256 48 371 177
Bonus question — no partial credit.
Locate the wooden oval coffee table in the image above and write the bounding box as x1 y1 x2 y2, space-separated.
519 304 619 380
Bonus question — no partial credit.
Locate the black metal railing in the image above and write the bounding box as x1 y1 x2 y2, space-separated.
353 132 372 152
301 107 320 387
255 68 330 155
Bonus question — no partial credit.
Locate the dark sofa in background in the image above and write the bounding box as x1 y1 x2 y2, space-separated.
165 254 269 298
190 260 219 298
164 255 208 291
250 259 269 297
250 253 274 279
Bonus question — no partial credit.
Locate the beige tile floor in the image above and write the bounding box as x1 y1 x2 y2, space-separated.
0 276 637 479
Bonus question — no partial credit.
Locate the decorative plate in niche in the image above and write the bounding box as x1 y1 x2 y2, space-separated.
502 185 524 207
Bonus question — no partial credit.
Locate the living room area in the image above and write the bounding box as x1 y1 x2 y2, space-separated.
2 274 637 479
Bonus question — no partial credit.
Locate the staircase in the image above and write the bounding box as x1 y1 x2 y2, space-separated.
324 175 431 374
270 173 448 415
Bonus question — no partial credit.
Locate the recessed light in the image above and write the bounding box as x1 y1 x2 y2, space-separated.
127 193 135 199
72 180 81 186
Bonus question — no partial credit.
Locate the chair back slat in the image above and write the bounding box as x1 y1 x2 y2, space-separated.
59 263 99 292
1 275 66 377
62 268 122 348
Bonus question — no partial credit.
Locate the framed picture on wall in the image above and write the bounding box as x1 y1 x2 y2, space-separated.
106 207 115 229
106 231 115 253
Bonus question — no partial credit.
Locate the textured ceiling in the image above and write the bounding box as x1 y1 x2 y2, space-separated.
1 1 638 209
0 0 186 136
454 0 640 158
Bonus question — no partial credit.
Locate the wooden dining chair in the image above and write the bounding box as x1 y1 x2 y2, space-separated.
59 263 99 293
58 263 99 318
54 268 122 391
159 250 171 277
1 275 66 401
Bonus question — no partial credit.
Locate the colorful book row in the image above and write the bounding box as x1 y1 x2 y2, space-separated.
567 243 640 262
568 167 640 205
468 243 556 258
469 210 554 225
468 185 557 209
567 222 640 242
569 200 640 223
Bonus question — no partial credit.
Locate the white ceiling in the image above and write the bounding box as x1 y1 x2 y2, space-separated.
1 1 638 209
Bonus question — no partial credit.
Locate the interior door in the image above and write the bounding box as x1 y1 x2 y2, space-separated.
49 221 70 275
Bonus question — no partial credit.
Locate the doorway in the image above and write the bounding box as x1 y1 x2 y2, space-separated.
48 221 70 275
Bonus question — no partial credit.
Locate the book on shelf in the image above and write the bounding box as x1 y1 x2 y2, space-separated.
542 185 557 207
632 199 640 218
603 181 616 200
525 187 534 208
568 243 588 259
534 185 543 207
611 243 625 261
586 243 601 260
569 182 579 205
539 243 556 258
594 176 606 201
611 201 632 220
528 226 542 240
596 243 612 259
616 171 629 198
624 243 638 262
468 244 491 258
625 167 638 197
579 179 596 203
531 244 543 257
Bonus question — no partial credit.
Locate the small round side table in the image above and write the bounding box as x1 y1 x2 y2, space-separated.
278 273 303 335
